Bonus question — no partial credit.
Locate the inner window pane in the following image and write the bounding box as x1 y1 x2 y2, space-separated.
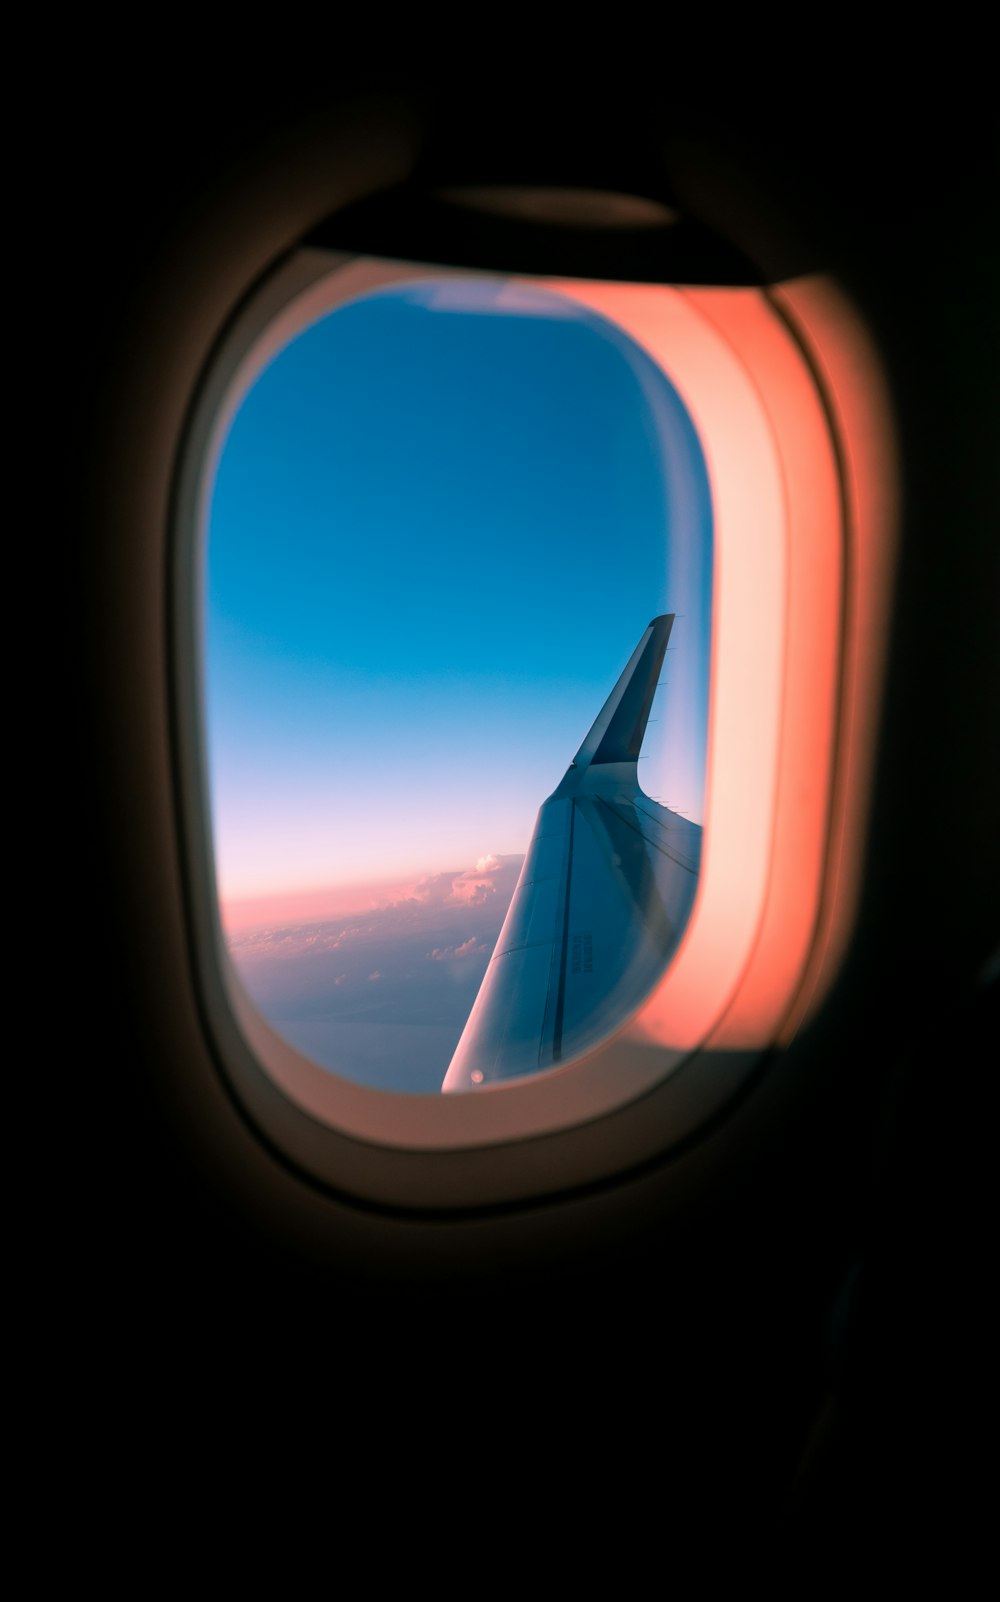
205 273 712 1092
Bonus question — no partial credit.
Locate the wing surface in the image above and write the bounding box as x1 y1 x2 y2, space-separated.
442 615 702 1091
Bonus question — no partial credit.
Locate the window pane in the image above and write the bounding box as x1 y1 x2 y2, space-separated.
206 273 711 1092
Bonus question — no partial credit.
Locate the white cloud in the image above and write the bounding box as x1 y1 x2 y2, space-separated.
429 937 488 961
403 853 522 911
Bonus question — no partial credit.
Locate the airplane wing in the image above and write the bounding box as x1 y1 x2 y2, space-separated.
442 615 702 1091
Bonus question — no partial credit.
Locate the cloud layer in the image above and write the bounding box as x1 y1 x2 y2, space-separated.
227 853 523 1093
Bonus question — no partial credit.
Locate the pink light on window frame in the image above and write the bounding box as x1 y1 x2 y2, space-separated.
541 275 897 1055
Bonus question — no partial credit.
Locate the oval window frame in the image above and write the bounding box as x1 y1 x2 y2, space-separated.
172 220 896 1211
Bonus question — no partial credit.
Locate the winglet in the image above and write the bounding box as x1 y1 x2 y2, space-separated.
572 614 674 770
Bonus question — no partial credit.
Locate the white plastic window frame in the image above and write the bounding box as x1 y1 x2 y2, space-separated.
173 245 897 1211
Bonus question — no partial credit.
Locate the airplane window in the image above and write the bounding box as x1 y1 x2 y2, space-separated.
172 219 895 1195
204 271 712 1094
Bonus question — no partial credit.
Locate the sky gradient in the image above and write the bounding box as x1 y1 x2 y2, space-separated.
207 274 712 907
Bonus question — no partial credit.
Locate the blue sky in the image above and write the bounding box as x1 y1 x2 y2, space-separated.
206 274 712 908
